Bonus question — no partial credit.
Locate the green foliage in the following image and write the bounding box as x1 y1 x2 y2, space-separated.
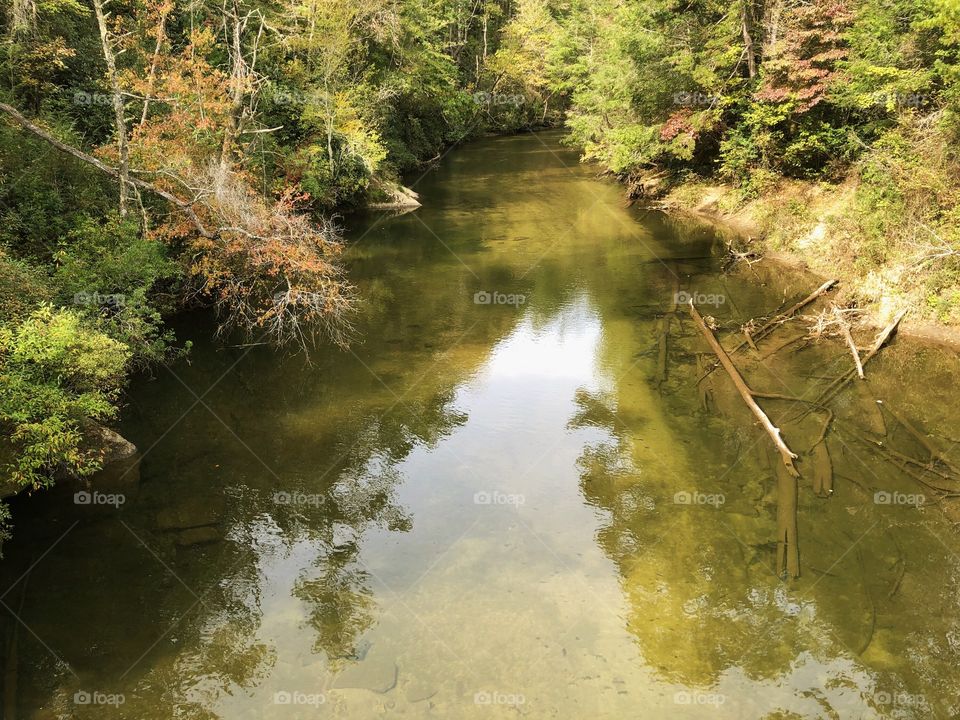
0 125 114 260
0 252 52 325
53 213 182 365
852 120 960 274
54 214 177 299
0 306 130 489
509 0 958 188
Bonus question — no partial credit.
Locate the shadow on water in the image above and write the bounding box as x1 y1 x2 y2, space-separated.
2 131 960 718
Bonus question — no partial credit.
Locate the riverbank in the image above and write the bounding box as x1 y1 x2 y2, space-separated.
643 176 960 351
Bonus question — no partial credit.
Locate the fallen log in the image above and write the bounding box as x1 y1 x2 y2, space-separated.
698 279 838 382
750 391 834 496
688 301 800 477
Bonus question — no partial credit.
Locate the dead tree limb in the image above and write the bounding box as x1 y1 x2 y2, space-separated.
0 101 212 237
689 300 801 477
790 309 908 426
845 428 959 495
698 279 838 382
760 332 807 359
877 400 958 476
862 310 908 363
813 310 907 409
750 391 834 496
740 278 839 349
835 308 865 379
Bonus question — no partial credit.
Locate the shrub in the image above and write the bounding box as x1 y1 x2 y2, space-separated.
0 306 130 489
53 213 182 365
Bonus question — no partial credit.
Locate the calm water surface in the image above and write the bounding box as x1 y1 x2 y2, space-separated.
4 132 960 718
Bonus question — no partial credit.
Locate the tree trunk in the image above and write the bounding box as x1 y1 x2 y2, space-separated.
92 0 130 216
323 75 335 179
9 0 37 37
742 0 757 79
763 0 784 59
483 11 488 59
219 0 246 176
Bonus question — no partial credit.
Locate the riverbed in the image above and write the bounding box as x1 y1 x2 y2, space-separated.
3 131 960 719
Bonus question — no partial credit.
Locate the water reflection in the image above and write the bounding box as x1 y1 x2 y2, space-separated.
1 132 960 719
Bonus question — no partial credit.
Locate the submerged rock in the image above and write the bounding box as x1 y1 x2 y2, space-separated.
173 526 221 546
156 494 226 530
86 423 141 491
367 180 421 211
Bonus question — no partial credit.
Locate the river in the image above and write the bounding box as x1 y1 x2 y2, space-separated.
3 131 960 718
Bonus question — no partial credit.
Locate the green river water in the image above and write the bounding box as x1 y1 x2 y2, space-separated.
3 131 960 719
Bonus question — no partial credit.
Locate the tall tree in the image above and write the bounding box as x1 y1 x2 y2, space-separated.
91 0 131 216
